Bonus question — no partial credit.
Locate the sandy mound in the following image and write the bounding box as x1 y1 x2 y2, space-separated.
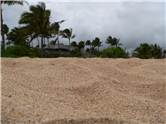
1 58 166 124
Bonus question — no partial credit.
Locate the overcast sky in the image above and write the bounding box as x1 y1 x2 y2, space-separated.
3 0 166 50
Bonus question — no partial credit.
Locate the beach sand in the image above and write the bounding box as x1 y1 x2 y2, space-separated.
1 58 166 124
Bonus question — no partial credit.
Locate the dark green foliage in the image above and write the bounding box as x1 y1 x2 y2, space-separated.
71 48 81 57
90 37 102 54
7 27 28 46
86 40 91 46
151 44 162 58
92 37 101 49
19 2 51 48
106 36 112 44
163 49 166 58
1 0 26 51
78 41 85 49
3 45 29 57
106 36 121 47
2 24 9 34
101 47 128 58
133 43 162 59
3 45 40 57
133 43 152 59
71 41 77 47
28 48 41 57
61 28 75 47
1 1 24 5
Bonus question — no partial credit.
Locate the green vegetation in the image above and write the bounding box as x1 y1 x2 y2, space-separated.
61 28 75 49
1 0 25 52
2 45 40 57
1 2 165 59
106 36 122 48
101 47 128 58
133 43 163 59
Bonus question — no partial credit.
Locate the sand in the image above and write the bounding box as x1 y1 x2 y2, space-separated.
1 58 166 124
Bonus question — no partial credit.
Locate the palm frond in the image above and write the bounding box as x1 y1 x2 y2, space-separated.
1 0 28 5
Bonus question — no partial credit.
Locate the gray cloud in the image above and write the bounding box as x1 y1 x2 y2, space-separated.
3 1 165 50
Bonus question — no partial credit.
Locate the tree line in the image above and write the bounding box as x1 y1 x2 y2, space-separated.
1 1 166 58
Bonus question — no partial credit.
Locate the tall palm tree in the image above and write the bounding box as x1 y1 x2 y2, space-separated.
71 41 77 48
78 41 85 50
2 24 9 38
163 49 166 58
49 20 64 48
19 2 51 48
86 40 91 48
61 28 75 49
7 27 28 46
112 37 121 48
106 36 113 47
1 0 26 51
96 37 101 51
86 40 91 54
92 37 101 52
106 36 121 47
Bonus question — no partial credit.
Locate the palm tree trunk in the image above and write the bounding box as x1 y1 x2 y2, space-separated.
57 35 59 49
41 36 44 49
47 37 49 46
69 38 70 50
90 44 91 55
1 5 5 51
31 40 33 47
29 35 33 47
43 38 45 46
37 37 40 47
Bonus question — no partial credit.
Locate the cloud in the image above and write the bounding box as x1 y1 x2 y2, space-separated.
2 1 165 50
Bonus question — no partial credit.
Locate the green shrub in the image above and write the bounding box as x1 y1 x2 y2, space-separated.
28 48 41 57
101 47 128 58
4 45 29 57
3 45 40 57
133 43 162 59
71 48 81 57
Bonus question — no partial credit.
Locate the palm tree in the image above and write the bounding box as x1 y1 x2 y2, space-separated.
86 40 91 48
163 49 166 58
112 37 121 47
7 27 28 46
49 20 64 48
106 36 113 47
86 40 91 54
92 37 101 52
1 0 26 51
61 28 75 49
2 24 9 38
96 37 102 51
151 44 162 58
19 2 51 48
78 41 85 50
71 41 77 48
106 36 121 47
133 43 153 59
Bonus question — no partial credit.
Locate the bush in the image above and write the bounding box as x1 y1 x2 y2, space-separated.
101 47 128 58
3 45 40 57
28 48 41 57
133 43 162 59
151 44 162 59
70 48 81 57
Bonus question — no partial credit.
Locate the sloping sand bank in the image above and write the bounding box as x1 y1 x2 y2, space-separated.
1 58 166 124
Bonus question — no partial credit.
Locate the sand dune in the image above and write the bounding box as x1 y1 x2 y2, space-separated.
1 58 166 124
